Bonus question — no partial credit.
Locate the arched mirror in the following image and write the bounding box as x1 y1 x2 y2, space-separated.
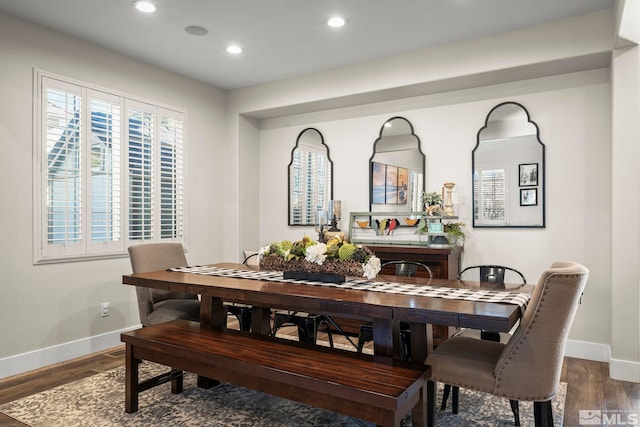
473 102 545 228
288 128 333 226
369 117 425 212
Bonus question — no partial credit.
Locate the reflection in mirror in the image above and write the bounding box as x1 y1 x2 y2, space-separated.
473 102 545 228
369 117 425 212
288 128 333 226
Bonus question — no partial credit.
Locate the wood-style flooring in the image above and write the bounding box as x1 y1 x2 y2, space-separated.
1 326 638 427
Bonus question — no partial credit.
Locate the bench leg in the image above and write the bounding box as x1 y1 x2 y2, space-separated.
197 375 220 389
412 382 427 427
125 344 139 413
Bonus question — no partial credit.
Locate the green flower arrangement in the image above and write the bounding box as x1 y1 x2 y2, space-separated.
422 191 443 215
259 236 381 279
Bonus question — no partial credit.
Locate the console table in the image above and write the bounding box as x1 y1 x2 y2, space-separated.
366 245 462 280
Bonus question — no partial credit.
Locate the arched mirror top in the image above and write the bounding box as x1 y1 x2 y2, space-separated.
288 127 333 226
473 102 545 228
369 117 425 212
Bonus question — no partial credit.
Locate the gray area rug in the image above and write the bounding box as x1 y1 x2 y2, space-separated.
1 361 565 426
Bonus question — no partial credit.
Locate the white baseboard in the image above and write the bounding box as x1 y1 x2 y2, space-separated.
610 357 640 383
0 325 140 380
566 339 640 383
565 339 611 362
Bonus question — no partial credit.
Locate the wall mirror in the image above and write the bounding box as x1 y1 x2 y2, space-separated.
473 102 545 228
369 117 425 212
288 127 333 226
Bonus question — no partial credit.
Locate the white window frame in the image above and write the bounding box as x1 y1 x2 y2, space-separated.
33 70 187 263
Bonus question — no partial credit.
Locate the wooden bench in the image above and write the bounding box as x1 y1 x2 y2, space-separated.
121 319 429 427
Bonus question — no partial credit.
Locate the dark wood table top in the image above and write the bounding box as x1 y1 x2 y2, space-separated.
123 262 533 360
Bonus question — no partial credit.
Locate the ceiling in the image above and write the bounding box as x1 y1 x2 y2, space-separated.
0 0 614 90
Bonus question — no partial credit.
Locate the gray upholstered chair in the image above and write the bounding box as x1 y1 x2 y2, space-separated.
128 243 200 326
425 261 588 427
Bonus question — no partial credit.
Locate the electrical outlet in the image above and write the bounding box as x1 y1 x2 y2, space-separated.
101 302 110 317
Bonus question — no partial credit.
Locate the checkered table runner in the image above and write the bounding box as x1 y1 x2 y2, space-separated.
169 265 530 312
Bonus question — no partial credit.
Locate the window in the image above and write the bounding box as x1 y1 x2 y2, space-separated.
473 168 506 224
35 72 186 262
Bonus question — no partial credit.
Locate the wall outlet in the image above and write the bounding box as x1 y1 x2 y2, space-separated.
101 302 110 317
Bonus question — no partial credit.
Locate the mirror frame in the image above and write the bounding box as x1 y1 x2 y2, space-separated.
472 101 545 228
287 127 334 226
369 116 425 212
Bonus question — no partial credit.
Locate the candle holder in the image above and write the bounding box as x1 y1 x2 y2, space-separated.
314 210 328 243
443 183 456 216
328 200 341 232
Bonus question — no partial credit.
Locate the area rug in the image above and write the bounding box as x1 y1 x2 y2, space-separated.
0 361 566 426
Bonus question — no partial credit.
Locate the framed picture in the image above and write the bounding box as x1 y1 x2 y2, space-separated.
397 167 408 204
520 188 537 206
372 162 386 204
519 163 538 187
385 165 398 204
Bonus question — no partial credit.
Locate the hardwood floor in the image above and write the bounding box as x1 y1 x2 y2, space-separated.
1 327 638 427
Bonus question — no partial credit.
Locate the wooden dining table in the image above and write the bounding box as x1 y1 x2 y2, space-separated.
122 262 533 363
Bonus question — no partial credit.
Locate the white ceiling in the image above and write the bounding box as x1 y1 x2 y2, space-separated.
0 0 614 90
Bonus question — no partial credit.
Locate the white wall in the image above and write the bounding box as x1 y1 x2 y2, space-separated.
229 10 639 382
0 13 227 377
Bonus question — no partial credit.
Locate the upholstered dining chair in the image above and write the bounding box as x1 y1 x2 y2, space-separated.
425 261 588 427
441 264 528 423
128 243 200 326
357 260 433 359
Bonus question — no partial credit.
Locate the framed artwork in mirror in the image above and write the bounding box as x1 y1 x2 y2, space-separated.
385 165 398 203
519 163 538 187
372 162 386 204
369 117 425 212
520 188 537 206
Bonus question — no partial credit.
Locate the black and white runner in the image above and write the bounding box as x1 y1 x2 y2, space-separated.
169 265 530 312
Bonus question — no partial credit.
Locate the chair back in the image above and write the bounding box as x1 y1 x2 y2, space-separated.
381 260 432 278
493 261 588 400
128 243 198 325
458 265 527 284
243 250 260 266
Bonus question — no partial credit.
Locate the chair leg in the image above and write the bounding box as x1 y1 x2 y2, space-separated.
441 384 451 410
509 399 521 426
357 324 373 353
533 400 553 427
297 317 318 344
452 385 459 414
399 328 411 361
426 380 437 427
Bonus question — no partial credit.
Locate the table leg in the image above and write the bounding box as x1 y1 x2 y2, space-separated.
197 295 225 388
200 295 227 328
372 318 399 358
250 306 272 335
409 322 430 363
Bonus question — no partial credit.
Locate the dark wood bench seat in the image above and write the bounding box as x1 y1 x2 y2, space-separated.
121 319 429 427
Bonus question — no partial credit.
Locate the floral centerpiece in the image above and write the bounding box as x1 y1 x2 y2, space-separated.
258 236 381 281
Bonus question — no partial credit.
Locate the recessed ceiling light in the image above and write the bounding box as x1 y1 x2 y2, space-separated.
184 25 208 36
133 0 156 13
226 45 243 54
327 16 347 28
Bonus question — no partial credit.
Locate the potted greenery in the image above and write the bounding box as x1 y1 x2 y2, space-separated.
443 222 466 247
